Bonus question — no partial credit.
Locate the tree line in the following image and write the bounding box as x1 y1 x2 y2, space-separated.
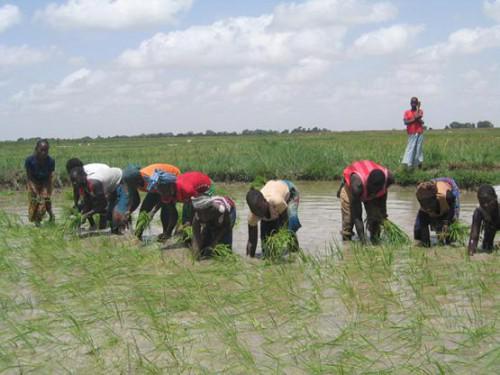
445 120 495 129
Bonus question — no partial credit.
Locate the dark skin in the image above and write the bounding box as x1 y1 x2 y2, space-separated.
27 142 54 221
348 172 394 243
415 191 456 247
246 199 272 257
192 205 232 258
404 97 424 126
468 194 500 255
71 172 108 229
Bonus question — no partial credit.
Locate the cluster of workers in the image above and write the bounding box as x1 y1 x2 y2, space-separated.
25 139 499 257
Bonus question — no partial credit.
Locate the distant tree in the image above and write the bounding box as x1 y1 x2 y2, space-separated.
477 120 494 128
449 121 475 129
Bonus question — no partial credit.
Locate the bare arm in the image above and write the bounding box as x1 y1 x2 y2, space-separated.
208 214 230 249
191 214 202 256
247 225 258 257
350 175 366 243
468 208 483 255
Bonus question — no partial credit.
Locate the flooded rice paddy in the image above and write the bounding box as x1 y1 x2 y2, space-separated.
0 183 498 373
0 182 481 255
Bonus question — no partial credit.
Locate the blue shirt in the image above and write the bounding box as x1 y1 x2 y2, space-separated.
25 155 55 183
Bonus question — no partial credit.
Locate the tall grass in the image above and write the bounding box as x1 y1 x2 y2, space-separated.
2 129 499 189
0 210 498 373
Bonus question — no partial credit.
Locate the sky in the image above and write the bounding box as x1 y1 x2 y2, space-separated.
1 0 500 140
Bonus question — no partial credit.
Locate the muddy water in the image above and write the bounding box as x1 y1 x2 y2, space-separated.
0 182 481 255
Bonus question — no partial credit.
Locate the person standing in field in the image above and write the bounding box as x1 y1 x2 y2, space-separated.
402 97 424 169
468 184 500 255
414 177 460 247
114 164 181 238
25 139 55 226
246 179 301 257
338 160 394 244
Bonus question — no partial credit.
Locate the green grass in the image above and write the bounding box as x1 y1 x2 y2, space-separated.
0 210 498 373
2 129 500 188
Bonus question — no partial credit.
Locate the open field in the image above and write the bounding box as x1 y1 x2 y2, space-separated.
1 129 500 188
0 211 499 373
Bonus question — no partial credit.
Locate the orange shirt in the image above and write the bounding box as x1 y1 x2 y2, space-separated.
139 163 181 192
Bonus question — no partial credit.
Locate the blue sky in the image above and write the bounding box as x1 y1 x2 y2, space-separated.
1 0 500 140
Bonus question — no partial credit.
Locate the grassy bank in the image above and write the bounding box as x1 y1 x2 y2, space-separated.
0 211 499 373
1 129 500 189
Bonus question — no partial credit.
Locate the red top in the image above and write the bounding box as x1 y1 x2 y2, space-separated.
163 172 212 203
404 109 424 135
343 160 389 201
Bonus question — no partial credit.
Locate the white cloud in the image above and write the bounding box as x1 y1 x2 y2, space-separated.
118 7 357 69
351 24 424 56
37 0 192 30
0 45 49 67
0 4 21 33
228 72 267 95
271 0 397 30
286 57 330 83
416 25 500 62
118 0 397 69
484 0 500 22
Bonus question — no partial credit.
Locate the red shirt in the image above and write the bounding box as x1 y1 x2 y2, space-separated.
343 160 389 202
162 172 211 203
404 109 424 135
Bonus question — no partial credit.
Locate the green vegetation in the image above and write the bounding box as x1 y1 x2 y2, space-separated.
0 211 498 373
382 219 411 246
2 129 499 189
448 220 470 245
263 228 300 262
135 211 152 238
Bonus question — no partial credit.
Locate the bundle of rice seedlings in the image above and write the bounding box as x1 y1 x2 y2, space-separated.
61 211 83 234
135 211 152 238
448 221 469 245
213 244 237 262
381 219 411 246
181 225 193 242
264 229 299 262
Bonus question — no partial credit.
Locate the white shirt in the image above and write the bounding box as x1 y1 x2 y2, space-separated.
84 163 122 195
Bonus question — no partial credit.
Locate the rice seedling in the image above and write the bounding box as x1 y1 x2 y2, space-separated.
263 229 300 262
134 211 152 238
0 192 498 374
3 129 499 188
448 220 470 245
381 219 411 246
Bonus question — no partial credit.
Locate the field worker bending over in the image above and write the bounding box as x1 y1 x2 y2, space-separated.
246 180 301 257
338 160 394 244
70 164 122 230
414 177 460 247
114 164 181 239
191 195 237 258
155 171 213 236
468 185 500 255
65 158 111 218
25 139 55 226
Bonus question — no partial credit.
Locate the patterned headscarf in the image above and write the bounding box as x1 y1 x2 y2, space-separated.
146 170 177 191
192 195 233 213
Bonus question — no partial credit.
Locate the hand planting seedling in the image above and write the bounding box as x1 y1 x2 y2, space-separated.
135 210 153 239
381 219 411 246
263 229 299 262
